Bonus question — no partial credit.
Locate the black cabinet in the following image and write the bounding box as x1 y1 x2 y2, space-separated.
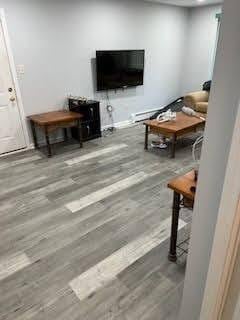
69 99 101 141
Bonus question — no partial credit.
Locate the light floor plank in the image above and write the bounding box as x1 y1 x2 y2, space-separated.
65 144 128 166
0 124 196 320
66 172 151 213
69 217 186 301
0 176 47 197
29 178 76 196
0 155 42 170
0 252 31 281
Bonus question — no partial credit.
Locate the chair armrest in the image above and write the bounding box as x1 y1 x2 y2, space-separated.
195 102 208 113
184 91 209 108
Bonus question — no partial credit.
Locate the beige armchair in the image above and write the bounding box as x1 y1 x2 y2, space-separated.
184 90 209 113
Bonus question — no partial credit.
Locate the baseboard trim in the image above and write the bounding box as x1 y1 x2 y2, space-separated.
131 107 161 123
1 119 136 157
102 119 133 130
0 146 29 158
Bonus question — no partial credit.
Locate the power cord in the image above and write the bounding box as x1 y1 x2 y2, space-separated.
103 90 115 135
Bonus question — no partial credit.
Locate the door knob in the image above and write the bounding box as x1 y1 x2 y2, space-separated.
10 96 16 102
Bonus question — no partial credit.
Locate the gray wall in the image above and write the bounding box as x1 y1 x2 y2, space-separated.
181 4 221 94
179 0 240 319
0 0 188 128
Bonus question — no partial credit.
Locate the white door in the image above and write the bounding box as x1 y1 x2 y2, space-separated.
0 17 26 154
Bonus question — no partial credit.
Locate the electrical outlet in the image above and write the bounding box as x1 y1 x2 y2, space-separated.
106 104 113 113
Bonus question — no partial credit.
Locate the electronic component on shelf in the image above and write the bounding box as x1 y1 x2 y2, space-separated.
156 109 177 123
182 106 205 121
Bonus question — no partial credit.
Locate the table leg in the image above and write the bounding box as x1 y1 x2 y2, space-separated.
63 128 68 141
30 120 39 149
170 133 177 158
144 125 149 150
44 126 52 157
168 191 181 262
78 120 83 148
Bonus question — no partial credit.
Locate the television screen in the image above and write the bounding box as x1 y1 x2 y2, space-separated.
96 50 145 91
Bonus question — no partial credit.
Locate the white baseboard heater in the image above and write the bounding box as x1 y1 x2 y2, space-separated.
131 107 161 123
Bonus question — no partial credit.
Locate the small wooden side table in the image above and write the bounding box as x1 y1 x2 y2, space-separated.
28 110 83 157
167 170 196 262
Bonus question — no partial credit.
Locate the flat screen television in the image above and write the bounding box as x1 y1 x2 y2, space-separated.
96 50 145 91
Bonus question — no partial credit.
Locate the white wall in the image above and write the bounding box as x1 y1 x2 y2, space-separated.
181 4 221 94
0 0 188 129
222 247 240 320
179 0 240 318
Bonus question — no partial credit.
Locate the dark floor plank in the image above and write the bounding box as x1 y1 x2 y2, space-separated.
0 124 197 320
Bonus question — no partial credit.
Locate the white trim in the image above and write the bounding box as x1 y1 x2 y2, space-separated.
0 8 30 150
0 119 135 158
0 145 34 159
233 294 240 320
200 100 240 319
210 15 221 79
102 119 133 130
131 107 161 123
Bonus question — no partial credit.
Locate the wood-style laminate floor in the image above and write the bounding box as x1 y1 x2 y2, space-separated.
0 124 197 320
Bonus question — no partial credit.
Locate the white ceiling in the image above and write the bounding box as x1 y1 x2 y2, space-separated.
145 0 223 7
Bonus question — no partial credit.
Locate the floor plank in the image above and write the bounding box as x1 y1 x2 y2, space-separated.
66 171 159 213
65 143 128 165
0 124 196 320
70 217 186 301
0 252 31 281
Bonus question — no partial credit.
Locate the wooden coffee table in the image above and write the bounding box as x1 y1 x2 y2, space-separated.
144 112 205 158
28 110 83 157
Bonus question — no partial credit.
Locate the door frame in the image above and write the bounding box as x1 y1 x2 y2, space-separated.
200 100 240 319
0 8 30 153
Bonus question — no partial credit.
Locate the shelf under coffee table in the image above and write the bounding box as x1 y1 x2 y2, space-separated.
144 111 205 158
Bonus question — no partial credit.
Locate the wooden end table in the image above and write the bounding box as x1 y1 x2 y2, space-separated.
28 110 83 157
144 112 205 158
168 170 196 262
